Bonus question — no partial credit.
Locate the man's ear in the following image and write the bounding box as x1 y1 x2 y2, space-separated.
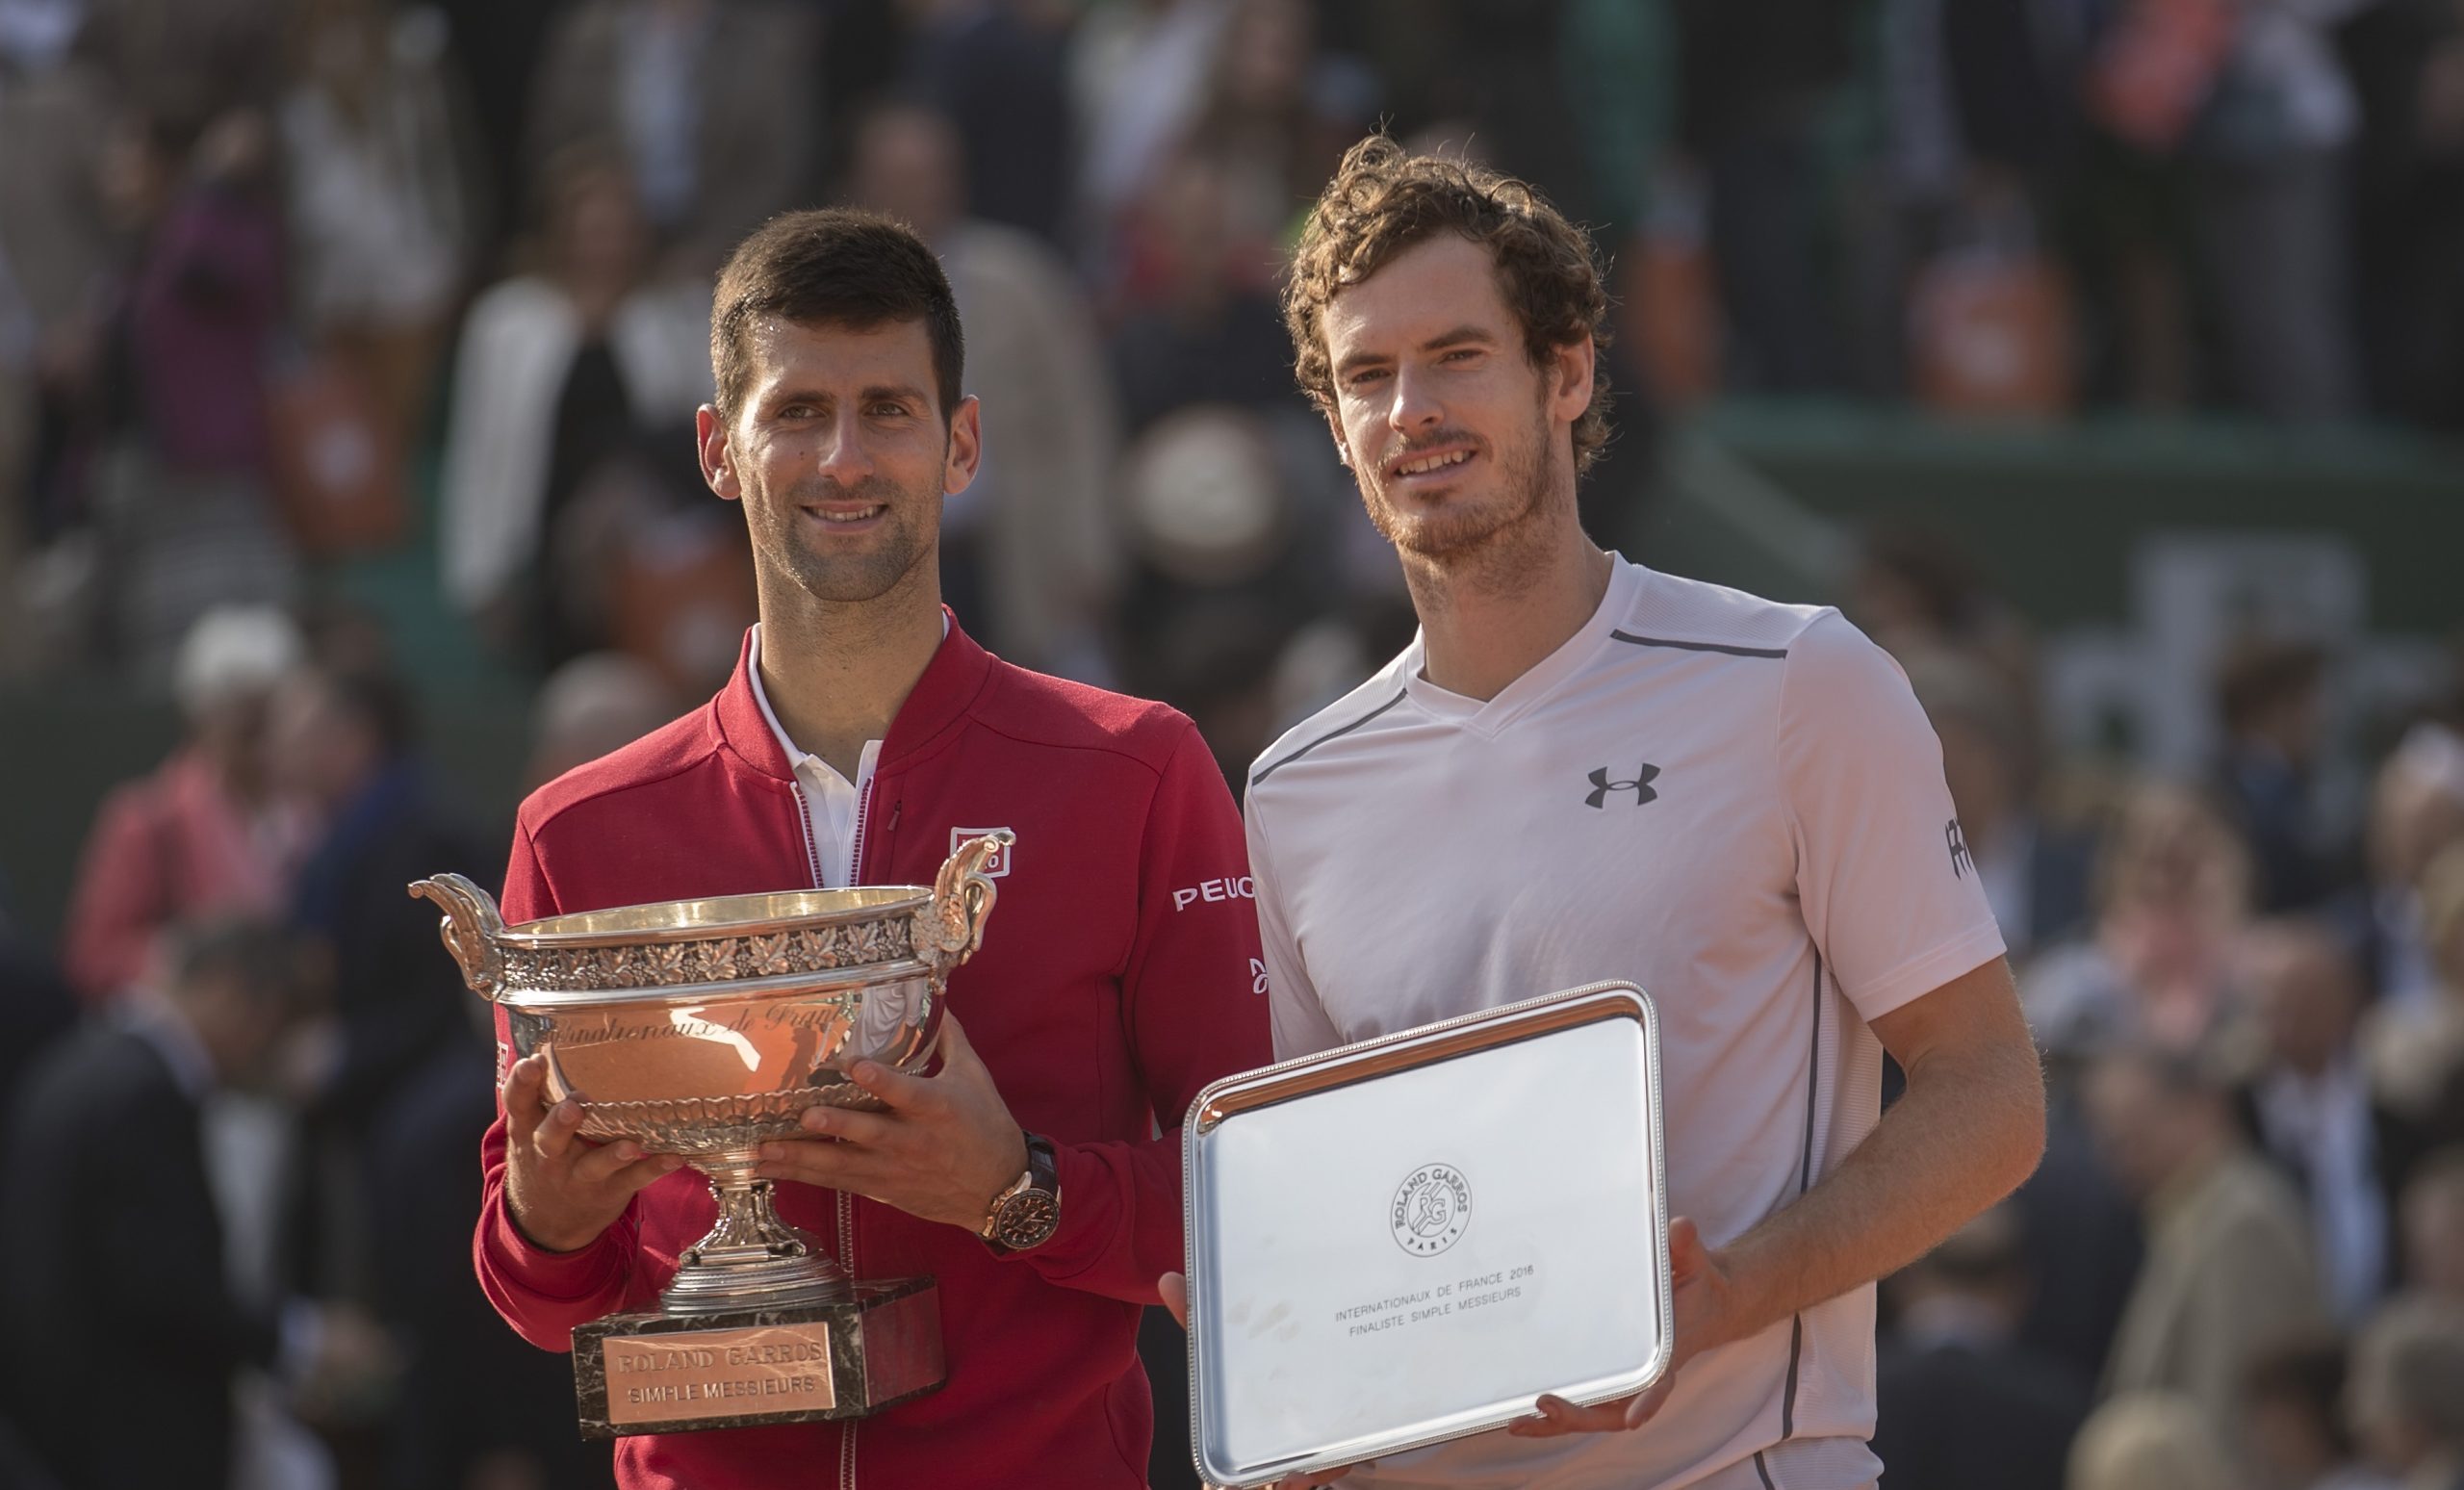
697 404 740 501
1547 335 1596 428
942 394 984 496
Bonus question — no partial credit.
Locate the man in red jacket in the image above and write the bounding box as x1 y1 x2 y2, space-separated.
473 209 1270 1489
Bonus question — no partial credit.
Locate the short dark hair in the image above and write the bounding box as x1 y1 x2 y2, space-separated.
1284 136 1613 474
317 664 417 758
710 208 964 423
165 917 304 1010
2216 635 2325 734
2242 1334 2352 1456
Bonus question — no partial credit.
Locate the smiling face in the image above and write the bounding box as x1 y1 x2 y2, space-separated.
698 316 980 611
1320 234 1591 572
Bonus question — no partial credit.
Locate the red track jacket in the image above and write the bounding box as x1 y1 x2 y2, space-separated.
473 621 1270 1488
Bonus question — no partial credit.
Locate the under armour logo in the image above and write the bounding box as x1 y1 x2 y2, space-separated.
1585 762 1660 809
1946 819 1975 879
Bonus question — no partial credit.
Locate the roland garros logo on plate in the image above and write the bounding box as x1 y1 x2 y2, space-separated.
1390 1163 1471 1256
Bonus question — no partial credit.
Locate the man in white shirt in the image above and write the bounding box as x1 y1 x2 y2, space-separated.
1233 138 2046 1490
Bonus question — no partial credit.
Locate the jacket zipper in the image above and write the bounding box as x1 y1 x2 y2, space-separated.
847 775 876 884
787 777 857 1487
839 774 876 1490
788 781 824 889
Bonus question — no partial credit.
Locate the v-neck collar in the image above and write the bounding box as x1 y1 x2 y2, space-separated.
1399 557 1639 737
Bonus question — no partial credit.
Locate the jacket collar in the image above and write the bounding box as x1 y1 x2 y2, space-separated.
710 608 994 782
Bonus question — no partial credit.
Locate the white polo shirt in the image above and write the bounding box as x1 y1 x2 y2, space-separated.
746 617 945 887
1245 557 2005 1490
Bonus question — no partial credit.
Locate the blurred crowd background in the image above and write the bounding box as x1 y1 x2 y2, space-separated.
1 1 2462 1488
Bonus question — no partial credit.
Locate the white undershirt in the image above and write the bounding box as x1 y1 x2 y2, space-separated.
745 619 943 888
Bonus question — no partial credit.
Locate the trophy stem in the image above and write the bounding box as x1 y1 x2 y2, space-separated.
662 1159 852 1316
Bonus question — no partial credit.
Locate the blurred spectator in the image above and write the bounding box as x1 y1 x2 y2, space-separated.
2028 782 2253 1066
2215 636 2341 913
524 650 681 791
1108 146 1301 435
0 918 385 1490
2008 1096 2150 1389
1671 0 1857 391
1850 525 2039 702
61 604 313 1000
1904 645 2095 960
1071 0 1234 246
2068 1392 2243 1490
1110 406 1348 777
437 148 710 667
423 0 552 253
1879 0 2091 223
0 906 75 1129
2344 1296 2464 1490
2346 0 2464 429
76 0 286 141
2182 0 2369 423
2355 789 2464 1242
2399 1148 2464 1300
2336 724 2464 1011
278 0 474 456
93 108 298 677
269 661 488 1138
1873 1205 2094 1490
845 99 1123 677
2243 1335 2383 1490
1341 0 1614 234
0 14 113 552
365 1001 604 1490
902 0 1077 245
525 0 819 278
2232 918 2400 1323
1176 0 1330 259
2087 1043 2329 1445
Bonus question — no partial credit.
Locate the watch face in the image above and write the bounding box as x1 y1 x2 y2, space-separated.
995 1191 1062 1250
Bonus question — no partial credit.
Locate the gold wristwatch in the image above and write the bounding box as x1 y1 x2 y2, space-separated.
980 1132 1062 1252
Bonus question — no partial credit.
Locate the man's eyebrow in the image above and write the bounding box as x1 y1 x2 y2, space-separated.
759 382 933 408
1334 325 1498 379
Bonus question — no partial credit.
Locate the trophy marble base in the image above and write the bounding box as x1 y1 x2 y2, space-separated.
572 1277 944 1439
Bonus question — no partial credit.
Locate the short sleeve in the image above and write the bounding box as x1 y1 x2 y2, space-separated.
1777 613 2007 1022
1247 801 1343 1060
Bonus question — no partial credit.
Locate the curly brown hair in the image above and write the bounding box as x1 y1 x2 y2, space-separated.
1283 137 1612 474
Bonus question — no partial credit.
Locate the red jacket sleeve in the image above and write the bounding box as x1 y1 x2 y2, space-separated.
61 784 166 1001
471 817 641 1351
1003 723 1270 1301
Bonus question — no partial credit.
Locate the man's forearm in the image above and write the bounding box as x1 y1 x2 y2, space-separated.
1712 1028 2044 1350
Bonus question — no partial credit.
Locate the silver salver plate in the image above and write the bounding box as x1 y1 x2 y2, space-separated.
1183 981 1672 1488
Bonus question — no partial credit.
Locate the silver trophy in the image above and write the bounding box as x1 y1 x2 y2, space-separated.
410 832 1010 1437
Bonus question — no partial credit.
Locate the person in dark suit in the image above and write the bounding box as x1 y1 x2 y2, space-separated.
268 661 492 1141
0 919 333 1490
2229 918 2410 1323
0 904 76 1129
2212 637 2342 915
1874 1204 2093 1490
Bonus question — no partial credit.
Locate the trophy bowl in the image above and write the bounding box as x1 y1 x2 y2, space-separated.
410 832 1011 1323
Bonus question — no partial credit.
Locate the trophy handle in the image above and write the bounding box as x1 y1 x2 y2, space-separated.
408 873 510 1000
914 831 1012 975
